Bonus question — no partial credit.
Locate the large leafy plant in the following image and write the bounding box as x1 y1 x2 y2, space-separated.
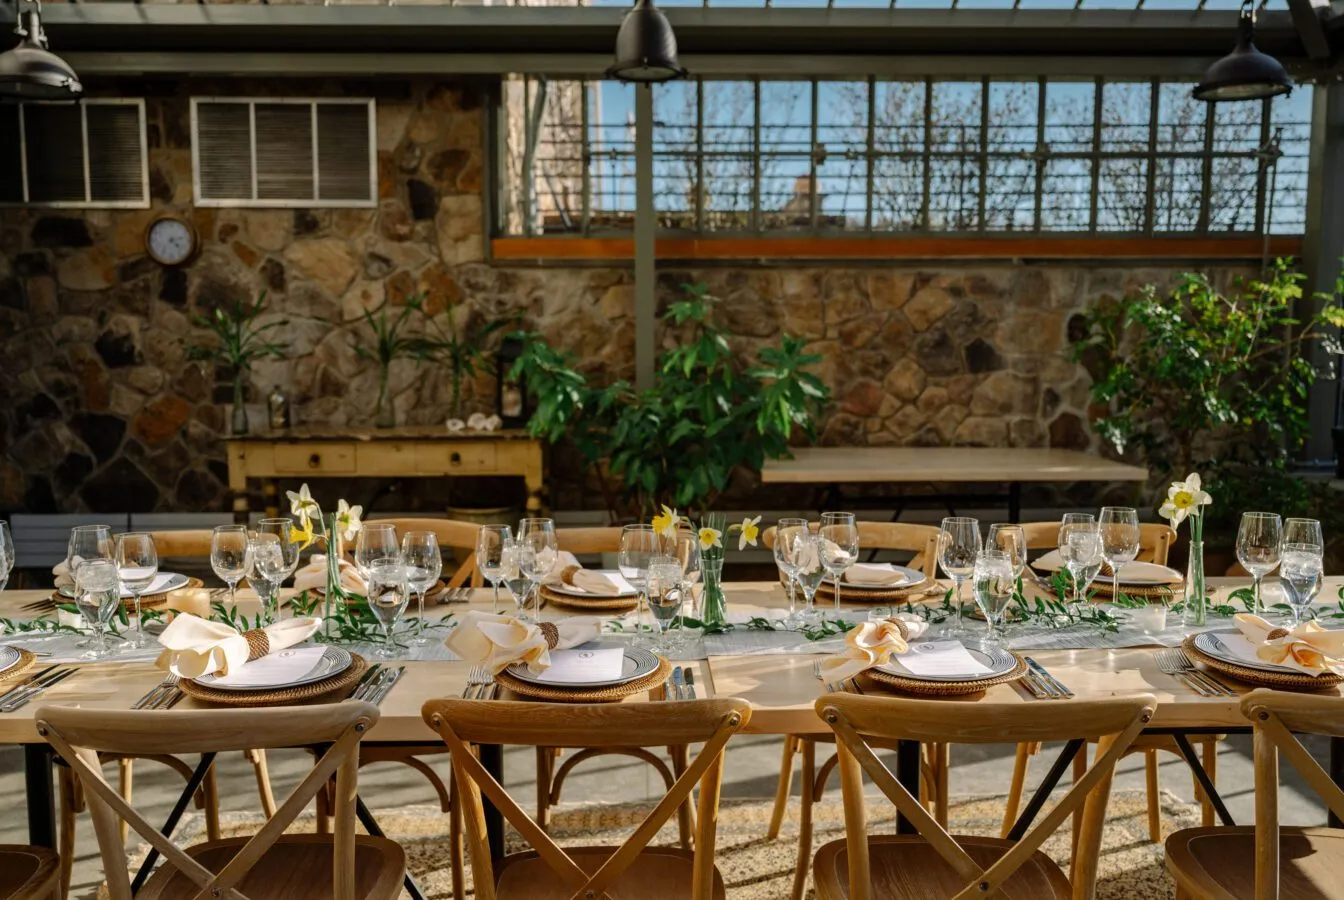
353 297 426 427
511 282 830 518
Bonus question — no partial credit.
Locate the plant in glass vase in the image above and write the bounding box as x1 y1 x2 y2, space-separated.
419 303 511 420
1159 473 1213 627
187 291 288 436
353 296 427 428
287 483 364 637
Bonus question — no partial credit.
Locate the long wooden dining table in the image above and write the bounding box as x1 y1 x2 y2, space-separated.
3 576 1342 873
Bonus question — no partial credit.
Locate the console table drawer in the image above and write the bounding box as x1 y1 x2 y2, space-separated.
420 443 498 474
272 443 357 474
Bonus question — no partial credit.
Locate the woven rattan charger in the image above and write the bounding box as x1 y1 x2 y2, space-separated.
0 648 38 686
859 652 1028 697
47 577 205 613
496 655 672 703
812 577 938 605
1181 634 1341 692
180 653 369 707
540 584 639 613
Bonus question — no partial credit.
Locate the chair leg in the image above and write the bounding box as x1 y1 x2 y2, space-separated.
1144 749 1161 843
767 735 798 840
535 746 554 832
245 749 278 818
117 758 133 844
202 760 221 841
1199 739 1217 827
933 742 949 829
670 744 696 851
315 780 331 835
1001 743 1032 838
57 765 79 900
1070 744 1087 862
448 768 465 900
790 739 815 900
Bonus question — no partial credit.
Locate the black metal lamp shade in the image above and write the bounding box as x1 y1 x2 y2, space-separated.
607 0 687 84
1193 5 1291 102
0 8 82 101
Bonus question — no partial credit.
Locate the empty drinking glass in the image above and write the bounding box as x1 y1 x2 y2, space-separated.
666 528 702 641
75 558 121 660
115 533 158 647
501 540 535 621
1099 507 1141 599
356 524 400 580
250 533 288 624
210 525 252 607
1237 512 1283 615
366 558 410 659
647 555 685 653
402 531 443 645
973 549 1014 648
792 532 828 626
774 518 809 628
985 524 1027 581
1059 519 1103 605
68 524 114 584
938 517 981 636
819 512 859 612
518 518 558 622
619 524 659 647
476 525 513 614
257 517 300 581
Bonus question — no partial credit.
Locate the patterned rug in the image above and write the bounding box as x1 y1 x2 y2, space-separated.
109 788 1196 899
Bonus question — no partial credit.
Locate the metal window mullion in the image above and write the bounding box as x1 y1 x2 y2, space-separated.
750 80 761 233
809 79 820 232
1253 95 1271 234
1144 79 1158 235
977 76 988 231
138 100 149 206
80 104 91 203
1033 76 1045 231
696 78 704 233
865 76 875 232
1089 76 1102 233
921 76 932 230
249 102 259 202
1199 97 1214 233
18 105 29 204
311 102 321 203
581 81 591 236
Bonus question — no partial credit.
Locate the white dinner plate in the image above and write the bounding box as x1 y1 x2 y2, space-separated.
547 570 639 599
876 645 1018 683
194 646 353 692
506 646 658 689
1193 630 1302 676
0 645 21 676
1031 552 1181 585
842 563 924 591
58 571 190 599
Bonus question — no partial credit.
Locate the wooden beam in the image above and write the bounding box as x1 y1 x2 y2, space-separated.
490 235 1304 262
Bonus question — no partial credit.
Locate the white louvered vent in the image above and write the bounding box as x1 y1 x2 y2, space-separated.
2 100 148 207
192 98 376 207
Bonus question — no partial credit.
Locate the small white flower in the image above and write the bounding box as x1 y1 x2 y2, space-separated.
286 483 318 524
1158 472 1212 530
737 515 762 551
335 499 363 542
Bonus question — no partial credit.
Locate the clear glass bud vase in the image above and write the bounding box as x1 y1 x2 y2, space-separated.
700 557 727 629
1183 539 1207 628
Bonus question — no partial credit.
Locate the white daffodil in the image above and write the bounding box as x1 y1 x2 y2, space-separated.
651 505 681 539
1158 472 1212 529
736 515 762 551
697 526 723 552
335 499 364 542
286 483 318 525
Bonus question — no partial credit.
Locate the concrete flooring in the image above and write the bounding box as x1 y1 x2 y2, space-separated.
0 730 1331 898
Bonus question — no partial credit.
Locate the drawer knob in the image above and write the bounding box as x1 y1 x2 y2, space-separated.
308 453 321 469
450 452 462 466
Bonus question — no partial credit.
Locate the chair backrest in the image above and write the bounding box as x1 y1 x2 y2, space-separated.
148 530 214 559
555 526 624 555
422 698 751 900
1018 521 1176 565
761 522 940 577
816 693 1155 900
36 701 378 900
368 518 484 587
1242 690 1344 899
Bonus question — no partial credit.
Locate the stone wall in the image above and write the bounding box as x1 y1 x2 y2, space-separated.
0 75 1256 514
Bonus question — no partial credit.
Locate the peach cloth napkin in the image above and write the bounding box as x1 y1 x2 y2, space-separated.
52 558 78 591
293 555 367 595
1234 614 1344 676
539 552 621 594
819 615 929 683
844 564 915 587
446 610 600 675
155 613 322 679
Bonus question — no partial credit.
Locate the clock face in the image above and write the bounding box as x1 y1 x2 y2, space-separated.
147 217 196 266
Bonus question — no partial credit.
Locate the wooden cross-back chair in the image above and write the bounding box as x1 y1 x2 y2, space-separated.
1003 520 1205 845
1166 690 1344 899
36 701 404 900
813 692 1156 900
761 520 945 900
0 844 58 899
422 697 751 900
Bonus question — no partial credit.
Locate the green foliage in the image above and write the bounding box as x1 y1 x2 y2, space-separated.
353 296 427 373
419 305 513 417
187 291 289 376
1073 260 1344 495
508 282 831 517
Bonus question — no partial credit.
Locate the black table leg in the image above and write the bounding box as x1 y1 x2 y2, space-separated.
1009 482 1022 523
130 752 217 893
1007 739 1083 841
895 739 921 835
24 743 56 848
480 743 506 860
1173 734 1235 826
1330 736 1344 827
356 796 427 900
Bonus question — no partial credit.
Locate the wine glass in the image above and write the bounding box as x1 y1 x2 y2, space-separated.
1098 507 1141 599
1059 519 1103 605
619 524 659 647
973 549 1014 649
356 524 400 580
67 524 114 586
1237 512 1283 615
0 521 14 591
985 524 1026 581
250 533 287 624
666 527 702 643
1280 543 1323 626
500 540 534 620
819 512 859 612
210 525 252 607
774 518 809 628
476 525 513 615
402 531 443 645
938 517 980 637
366 558 410 659
791 532 827 627
115 533 158 648
518 518 558 622
257 517 300 579
647 555 685 654
75 558 121 660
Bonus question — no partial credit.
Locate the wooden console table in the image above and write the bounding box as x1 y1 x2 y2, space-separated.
225 427 546 521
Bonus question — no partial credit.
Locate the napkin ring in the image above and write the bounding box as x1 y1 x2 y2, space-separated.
243 629 271 660
882 617 910 641
559 565 583 587
539 622 560 649
1265 627 1291 641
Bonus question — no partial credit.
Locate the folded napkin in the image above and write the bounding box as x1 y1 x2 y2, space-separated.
1233 614 1344 676
556 565 623 595
155 613 323 679
293 555 367 596
446 610 601 675
539 551 581 584
844 563 913 587
52 557 78 591
818 615 929 683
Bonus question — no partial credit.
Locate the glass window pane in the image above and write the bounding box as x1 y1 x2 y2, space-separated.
872 80 926 230
1040 158 1090 230
701 80 755 230
1156 82 1206 153
1213 99 1264 153
1268 85 1312 234
86 104 143 203
1044 81 1095 153
653 80 697 230
816 80 868 231
590 80 635 230
985 81 1037 230
929 80 982 152
759 81 812 229
1208 155 1259 231
1101 81 1150 153
1153 157 1203 231
316 103 372 203
24 104 85 203
530 80 586 232
196 102 252 202
1097 158 1147 231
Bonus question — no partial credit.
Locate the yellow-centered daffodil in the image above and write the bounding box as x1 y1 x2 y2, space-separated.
335 498 363 542
697 526 723 551
651 505 681 539
736 515 761 551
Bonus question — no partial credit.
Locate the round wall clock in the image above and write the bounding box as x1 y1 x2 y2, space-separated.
145 215 199 267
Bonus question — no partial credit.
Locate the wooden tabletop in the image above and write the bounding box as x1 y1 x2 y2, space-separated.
761 447 1149 484
0 578 1315 745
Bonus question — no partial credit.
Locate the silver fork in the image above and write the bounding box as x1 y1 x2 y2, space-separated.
1174 648 1237 696
1155 649 1223 697
0 667 76 713
134 674 179 710
463 665 489 699
147 677 183 710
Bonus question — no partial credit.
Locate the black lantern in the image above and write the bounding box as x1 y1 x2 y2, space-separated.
1193 0 1292 103
495 336 529 430
607 0 687 84
0 1 81 101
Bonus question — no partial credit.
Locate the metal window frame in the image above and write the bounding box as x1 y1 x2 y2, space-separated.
189 96 378 209
2 98 149 210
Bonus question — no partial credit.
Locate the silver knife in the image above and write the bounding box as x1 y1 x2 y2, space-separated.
1026 658 1073 699
1019 668 1050 700
0 666 56 704
370 667 405 706
348 664 382 701
670 666 685 701
684 670 697 700
1 667 77 712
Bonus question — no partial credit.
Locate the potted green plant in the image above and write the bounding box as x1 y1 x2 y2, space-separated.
353 297 427 428
187 291 289 435
509 282 831 520
419 304 512 420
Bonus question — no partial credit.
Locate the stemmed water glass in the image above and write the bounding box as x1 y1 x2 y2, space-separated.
647 555 685 654
356 524 400 580
792 532 828 626
476 525 512 614
402 531 443 644
1059 518 1103 605
68 524 114 584
518 518 558 622
985 524 1026 582
938 517 980 637
1098 507 1141 599
973 549 1014 649
500 540 535 620
257 516 300 591
1238 512 1283 615
1280 517 1323 624
250 533 288 624
619 524 659 647
115 533 158 648
819 512 859 612
665 527 702 644
366 558 410 659
210 525 252 607
75 558 121 660
0 521 14 591
774 518 809 628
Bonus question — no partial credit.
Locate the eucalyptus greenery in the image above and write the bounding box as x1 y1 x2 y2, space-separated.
353 296 427 427
187 291 289 434
508 282 830 518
